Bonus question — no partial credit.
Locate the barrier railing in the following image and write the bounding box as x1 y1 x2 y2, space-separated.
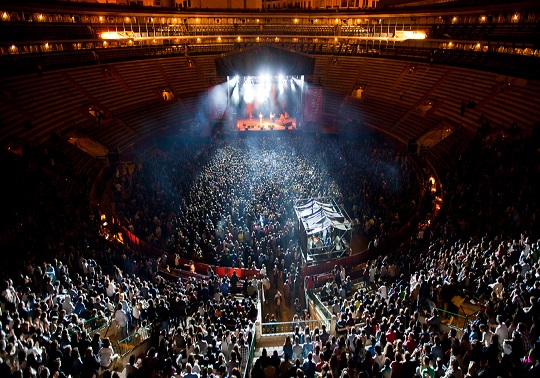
112 325 151 357
307 290 332 320
435 307 474 331
242 328 257 378
65 311 150 358
260 318 331 336
66 312 110 337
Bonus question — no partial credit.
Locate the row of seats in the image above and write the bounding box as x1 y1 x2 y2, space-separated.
1 54 539 176
0 22 94 42
431 23 539 42
0 55 211 178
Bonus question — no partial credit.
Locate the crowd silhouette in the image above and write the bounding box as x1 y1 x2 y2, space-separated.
0 128 539 378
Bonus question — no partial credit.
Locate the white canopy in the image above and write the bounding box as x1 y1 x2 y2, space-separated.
294 199 352 235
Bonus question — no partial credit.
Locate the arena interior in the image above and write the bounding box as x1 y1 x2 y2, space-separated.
1 1 540 378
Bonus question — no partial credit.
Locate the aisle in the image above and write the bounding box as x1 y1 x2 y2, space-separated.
350 230 369 255
260 269 297 323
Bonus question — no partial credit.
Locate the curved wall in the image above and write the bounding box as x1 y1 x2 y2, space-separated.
2 54 538 156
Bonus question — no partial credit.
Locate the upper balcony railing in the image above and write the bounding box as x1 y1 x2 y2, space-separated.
0 4 539 78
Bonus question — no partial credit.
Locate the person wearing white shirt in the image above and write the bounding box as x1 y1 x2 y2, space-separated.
115 303 129 339
106 279 116 298
62 295 75 315
378 284 388 300
494 315 509 347
182 362 199 378
98 337 118 370
480 324 493 348
292 336 304 363
489 277 504 300
369 265 377 284
132 298 142 328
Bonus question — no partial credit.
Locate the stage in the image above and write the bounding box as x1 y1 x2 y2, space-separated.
236 116 296 131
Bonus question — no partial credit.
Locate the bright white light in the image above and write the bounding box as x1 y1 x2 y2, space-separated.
229 75 239 104
256 81 269 102
278 81 284 95
394 30 426 40
291 77 302 93
229 76 238 86
100 31 134 40
264 77 272 90
243 81 254 103
231 84 239 103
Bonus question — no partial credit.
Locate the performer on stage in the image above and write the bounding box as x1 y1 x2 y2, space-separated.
270 112 275 123
259 112 263 125
284 111 289 119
